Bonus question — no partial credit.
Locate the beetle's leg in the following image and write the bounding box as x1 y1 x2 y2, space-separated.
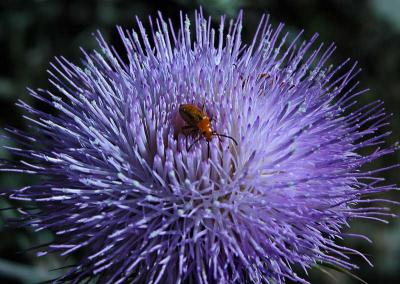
181 125 197 151
207 141 210 158
183 128 198 150
188 137 203 152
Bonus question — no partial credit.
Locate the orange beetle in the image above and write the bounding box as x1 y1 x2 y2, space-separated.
179 104 238 156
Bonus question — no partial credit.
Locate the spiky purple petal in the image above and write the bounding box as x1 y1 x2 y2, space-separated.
2 10 398 284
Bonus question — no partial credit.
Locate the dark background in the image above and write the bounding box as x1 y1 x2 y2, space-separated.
0 0 399 283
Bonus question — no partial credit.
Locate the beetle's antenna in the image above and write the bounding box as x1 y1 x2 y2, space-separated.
213 132 238 145
188 137 203 151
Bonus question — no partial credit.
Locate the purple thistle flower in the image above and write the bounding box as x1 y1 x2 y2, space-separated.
1 10 398 284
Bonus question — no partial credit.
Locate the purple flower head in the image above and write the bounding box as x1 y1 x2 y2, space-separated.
2 10 398 284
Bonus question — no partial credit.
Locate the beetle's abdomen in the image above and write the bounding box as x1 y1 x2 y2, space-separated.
179 104 206 126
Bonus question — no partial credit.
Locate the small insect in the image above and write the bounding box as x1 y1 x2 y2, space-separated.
179 103 238 157
239 72 271 89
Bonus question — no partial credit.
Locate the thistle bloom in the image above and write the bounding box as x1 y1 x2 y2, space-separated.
2 10 398 284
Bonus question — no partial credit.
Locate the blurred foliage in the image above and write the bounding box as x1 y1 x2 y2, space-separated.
0 0 399 283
